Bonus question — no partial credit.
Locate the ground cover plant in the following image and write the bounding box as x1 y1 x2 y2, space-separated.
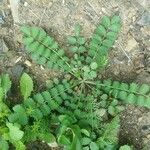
0 15 150 150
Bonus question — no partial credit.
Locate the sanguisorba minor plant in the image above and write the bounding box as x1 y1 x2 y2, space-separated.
1 15 150 150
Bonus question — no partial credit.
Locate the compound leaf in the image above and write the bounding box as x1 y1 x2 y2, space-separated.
20 73 33 100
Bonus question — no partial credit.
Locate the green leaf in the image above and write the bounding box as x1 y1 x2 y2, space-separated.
23 37 34 46
98 116 120 145
136 96 145 106
92 34 102 43
21 26 31 36
109 24 121 32
83 146 90 150
6 123 24 141
126 94 136 104
139 84 150 94
0 87 4 102
90 142 99 150
83 66 90 72
111 99 118 106
77 37 86 45
75 24 82 36
68 36 77 45
0 139 9 150
81 129 90 137
102 39 114 48
14 141 25 150
108 106 115 116
118 91 128 101
101 16 111 28
31 27 39 38
111 15 121 24
96 25 106 36
38 132 56 143
90 62 98 70
20 73 33 100
89 71 97 78
129 83 138 93
70 46 78 53
1 74 11 95
70 136 82 150
78 46 86 53
82 137 91 145
97 46 108 55
100 94 108 101
119 83 129 90
58 135 71 146
107 32 117 41
116 106 124 113
119 145 132 150
12 105 28 125
144 97 150 108
37 28 47 41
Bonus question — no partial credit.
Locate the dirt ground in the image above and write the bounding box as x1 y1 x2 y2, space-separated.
0 0 150 149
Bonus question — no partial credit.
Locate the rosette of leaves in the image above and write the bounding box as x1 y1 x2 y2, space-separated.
3 14 150 150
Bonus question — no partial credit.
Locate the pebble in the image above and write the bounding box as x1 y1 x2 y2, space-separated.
24 60 32 67
136 0 150 10
11 64 24 78
15 56 22 63
125 35 138 52
0 10 4 25
137 12 150 26
24 2 28 7
47 142 58 147
0 39 9 52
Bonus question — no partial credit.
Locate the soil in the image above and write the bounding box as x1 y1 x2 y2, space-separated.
0 0 150 149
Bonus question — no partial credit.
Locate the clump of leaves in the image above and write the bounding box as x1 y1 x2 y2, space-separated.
0 74 25 150
0 15 150 149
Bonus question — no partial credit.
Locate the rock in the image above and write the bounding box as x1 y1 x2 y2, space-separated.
11 64 24 79
138 112 150 149
9 0 20 23
141 26 150 36
24 60 32 67
125 35 138 52
0 39 9 52
0 39 3 52
137 12 150 26
136 0 150 10
0 10 4 25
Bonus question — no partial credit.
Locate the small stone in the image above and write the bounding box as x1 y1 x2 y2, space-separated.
11 64 24 78
0 39 9 52
15 56 22 63
47 142 58 147
136 0 150 9
0 16 4 24
137 12 150 26
40 65 45 70
2 41 9 52
0 10 4 25
141 26 150 36
125 35 138 52
24 2 28 7
98 108 107 117
147 134 150 138
24 60 32 67
0 39 3 52
132 16 136 22
101 7 107 14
